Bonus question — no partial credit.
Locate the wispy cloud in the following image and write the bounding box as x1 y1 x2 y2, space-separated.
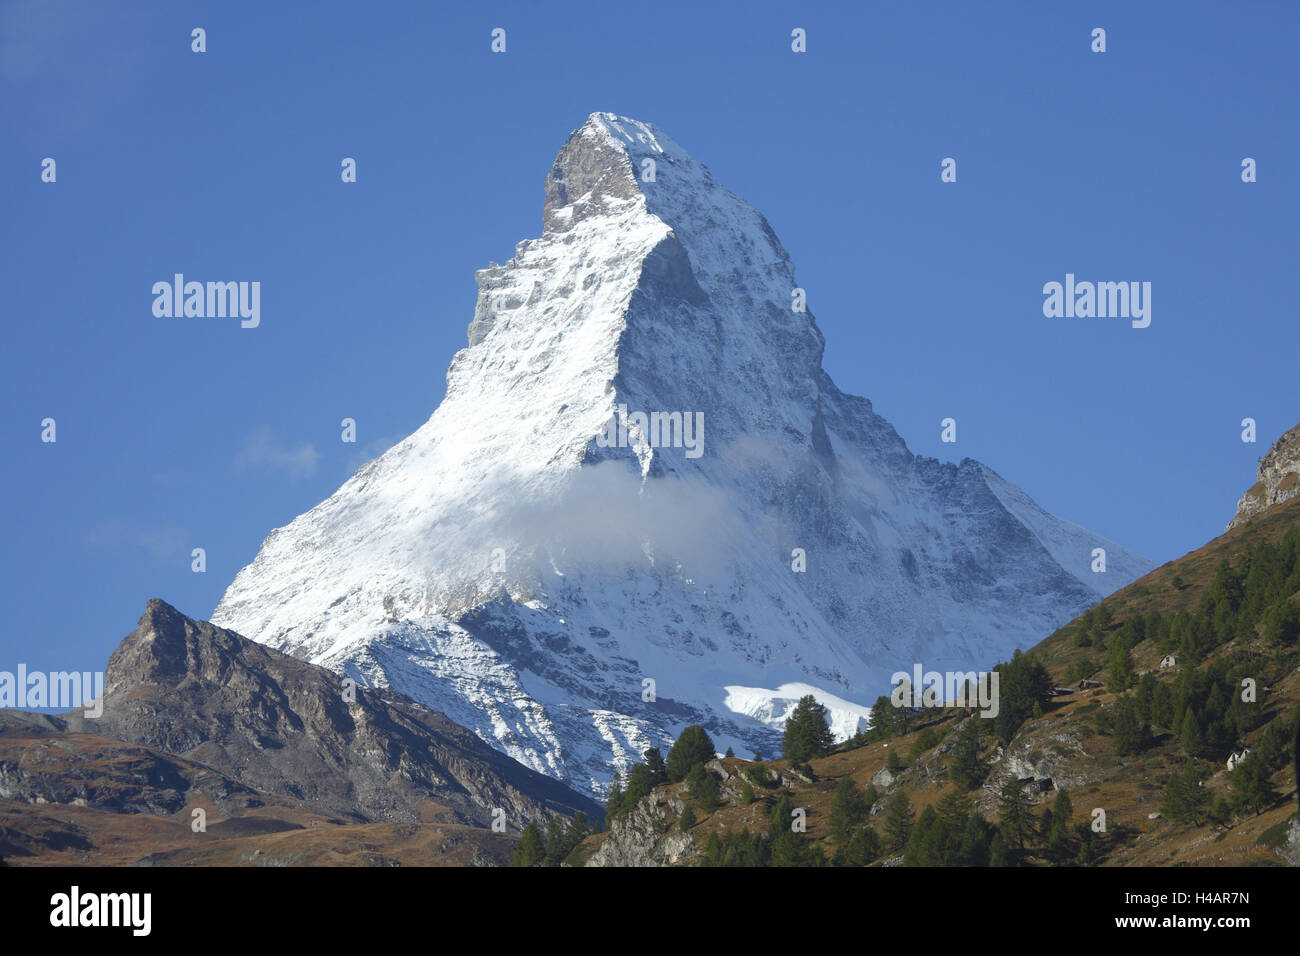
345 434 405 474
85 520 188 566
236 427 320 480
1 0 144 137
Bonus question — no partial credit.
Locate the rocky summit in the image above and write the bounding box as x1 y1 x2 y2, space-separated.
56 599 600 828
211 113 1153 799
1228 423 1300 531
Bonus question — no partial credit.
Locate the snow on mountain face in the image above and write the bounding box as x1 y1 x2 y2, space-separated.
212 113 1154 798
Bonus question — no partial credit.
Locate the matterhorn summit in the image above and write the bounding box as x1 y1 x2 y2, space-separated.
213 113 1152 797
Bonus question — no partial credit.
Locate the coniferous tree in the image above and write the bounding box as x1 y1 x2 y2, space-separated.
604 779 625 821
1107 637 1135 691
686 763 722 813
623 763 655 810
883 791 913 852
769 828 826 867
679 803 697 831
1161 764 1208 824
1207 795 1232 827
511 820 546 867
1230 752 1278 815
997 778 1036 854
949 717 988 791
770 793 794 835
903 805 941 866
1263 601 1300 646
942 786 972 818
867 695 896 739
665 725 716 782
703 830 722 862
1044 790 1074 863
643 747 667 786
1151 681 1175 728
829 776 868 843
783 694 835 764
543 814 568 866
1111 697 1149 756
992 651 1054 744
1134 672 1158 721
833 824 881 866
1180 710 1206 758
956 812 994 866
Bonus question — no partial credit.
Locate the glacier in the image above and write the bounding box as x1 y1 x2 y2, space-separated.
212 113 1153 798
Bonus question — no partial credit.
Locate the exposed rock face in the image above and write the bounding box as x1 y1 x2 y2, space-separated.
59 600 600 829
1228 423 1300 531
584 789 695 867
978 719 1097 816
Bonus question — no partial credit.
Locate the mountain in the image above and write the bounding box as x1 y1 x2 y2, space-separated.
0 600 597 838
578 441 1300 868
212 112 1153 799
0 599 600 864
1228 423 1300 531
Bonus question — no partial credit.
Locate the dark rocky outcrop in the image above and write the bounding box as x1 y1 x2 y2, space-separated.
52 599 600 830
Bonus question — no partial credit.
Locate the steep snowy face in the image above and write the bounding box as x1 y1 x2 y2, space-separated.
212 113 1153 797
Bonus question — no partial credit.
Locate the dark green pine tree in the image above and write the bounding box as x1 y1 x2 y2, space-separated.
622 763 656 810
868 695 896 739
511 820 546 867
769 793 794 836
643 747 667 786
665 725 717 782
828 776 867 843
782 694 835 765
903 805 941 866
603 778 625 821
1230 753 1278 816
1111 697 1149 756
565 812 591 855
957 812 994 866
543 814 568 866
1106 638 1135 691
997 778 1036 855
883 791 913 852
949 717 988 791
679 803 697 831
1044 790 1074 863
1180 710 1206 758
703 830 722 864
686 763 722 813
833 824 882 867
1161 764 1208 824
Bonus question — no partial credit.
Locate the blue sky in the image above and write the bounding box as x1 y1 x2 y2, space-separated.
2 0 1297 674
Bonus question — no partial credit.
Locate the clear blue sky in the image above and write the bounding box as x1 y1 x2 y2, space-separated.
3 0 1297 675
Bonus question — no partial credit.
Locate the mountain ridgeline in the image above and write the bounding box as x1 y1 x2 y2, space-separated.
210 113 1153 797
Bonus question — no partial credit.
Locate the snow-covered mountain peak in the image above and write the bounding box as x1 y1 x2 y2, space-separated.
213 114 1154 798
